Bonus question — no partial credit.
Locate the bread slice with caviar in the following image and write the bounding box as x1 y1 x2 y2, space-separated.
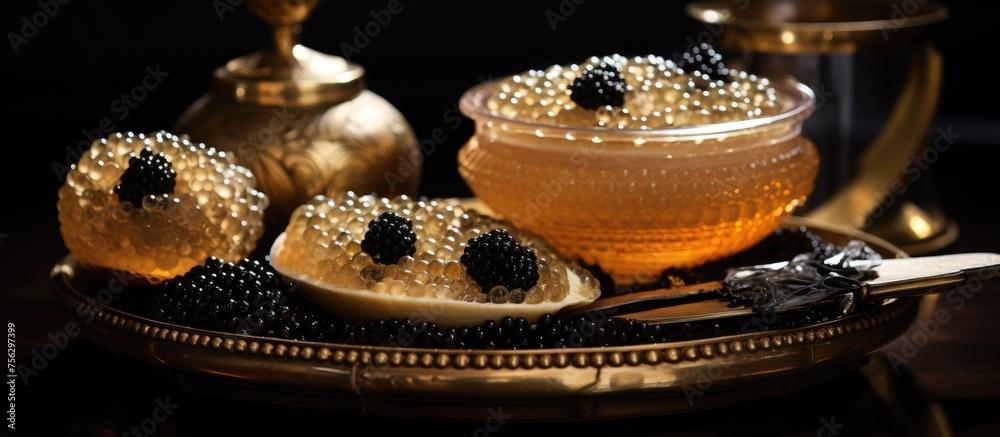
269 191 601 328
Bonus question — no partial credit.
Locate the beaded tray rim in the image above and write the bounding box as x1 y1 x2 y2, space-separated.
47 215 922 420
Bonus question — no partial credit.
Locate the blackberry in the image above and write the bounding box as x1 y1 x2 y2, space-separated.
569 62 627 110
677 43 730 81
151 256 339 341
461 229 539 293
114 148 177 205
361 211 417 264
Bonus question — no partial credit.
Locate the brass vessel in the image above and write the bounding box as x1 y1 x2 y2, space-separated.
173 0 420 237
686 0 956 255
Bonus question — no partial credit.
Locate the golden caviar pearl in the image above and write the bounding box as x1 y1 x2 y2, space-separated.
486 54 779 129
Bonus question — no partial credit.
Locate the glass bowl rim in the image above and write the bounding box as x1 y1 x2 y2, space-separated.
459 76 817 140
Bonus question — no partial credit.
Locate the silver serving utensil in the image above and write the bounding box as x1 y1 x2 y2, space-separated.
564 252 1000 325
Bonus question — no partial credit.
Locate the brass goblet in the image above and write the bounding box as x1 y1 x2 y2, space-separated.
686 0 955 255
173 0 421 244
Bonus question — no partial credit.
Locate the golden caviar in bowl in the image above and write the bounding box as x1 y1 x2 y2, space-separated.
458 51 819 282
269 191 601 327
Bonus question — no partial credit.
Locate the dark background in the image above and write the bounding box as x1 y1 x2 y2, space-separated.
2 1 1000 436
3 0 997 220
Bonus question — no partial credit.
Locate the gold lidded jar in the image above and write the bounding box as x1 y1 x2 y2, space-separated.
173 0 421 240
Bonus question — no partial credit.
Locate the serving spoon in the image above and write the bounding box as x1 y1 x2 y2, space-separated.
563 248 1000 325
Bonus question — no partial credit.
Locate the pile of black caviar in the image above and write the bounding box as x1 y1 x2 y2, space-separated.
106 226 860 349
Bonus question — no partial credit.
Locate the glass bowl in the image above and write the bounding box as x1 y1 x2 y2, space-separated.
457 78 819 283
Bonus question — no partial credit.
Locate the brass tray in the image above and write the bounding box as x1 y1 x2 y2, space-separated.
48 216 921 421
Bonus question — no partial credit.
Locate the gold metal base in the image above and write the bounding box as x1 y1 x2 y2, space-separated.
800 42 956 256
863 199 959 256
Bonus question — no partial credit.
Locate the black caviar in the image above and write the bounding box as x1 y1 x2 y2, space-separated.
569 62 627 110
677 43 730 82
114 148 177 205
151 257 339 342
105 226 850 349
461 229 539 294
361 211 418 264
